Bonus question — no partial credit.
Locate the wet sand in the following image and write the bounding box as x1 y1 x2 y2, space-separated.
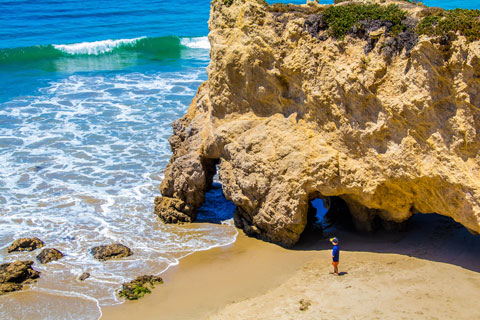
101 214 480 320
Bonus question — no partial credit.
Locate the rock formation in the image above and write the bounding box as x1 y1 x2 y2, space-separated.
155 0 480 247
90 244 133 261
36 248 64 264
7 237 44 253
0 261 40 295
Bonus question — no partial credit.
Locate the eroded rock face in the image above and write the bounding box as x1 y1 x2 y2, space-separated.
0 261 40 295
90 244 132 261
157 0 480 246
36 248 64 264
7 237 45 253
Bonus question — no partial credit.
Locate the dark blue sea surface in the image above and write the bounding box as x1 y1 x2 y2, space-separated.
0 0 478 319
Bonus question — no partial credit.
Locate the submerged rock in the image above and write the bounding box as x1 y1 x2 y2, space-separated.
78 272 90 281
118 275 163 300
36 248 64 264
0 261 40 295
90 244 132 261
7 237 45 253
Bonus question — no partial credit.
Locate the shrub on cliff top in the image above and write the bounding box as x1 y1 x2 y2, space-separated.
269 2 324 15
323 4 407 39
417 8 480 42
400 0 422 4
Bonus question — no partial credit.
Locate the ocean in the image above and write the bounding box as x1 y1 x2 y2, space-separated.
0 0 478 319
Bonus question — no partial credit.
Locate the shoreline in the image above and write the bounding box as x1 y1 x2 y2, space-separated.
100 229 320 320
101 213 480 319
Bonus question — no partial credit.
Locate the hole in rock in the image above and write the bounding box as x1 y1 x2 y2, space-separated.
298 198 328 243
322 196 356 231
298 196 357 245
310 198 328 229
388 212 480 271
196 162 235 224
409 212 477 238
202 158 220 191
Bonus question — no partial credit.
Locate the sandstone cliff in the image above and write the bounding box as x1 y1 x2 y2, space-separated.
155 0 480 247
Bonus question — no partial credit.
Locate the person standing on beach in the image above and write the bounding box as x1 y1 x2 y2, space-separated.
330 237 340 275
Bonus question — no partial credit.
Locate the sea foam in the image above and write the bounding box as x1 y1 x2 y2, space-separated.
180 36 210 49
53 37 145 55
0 68 236 317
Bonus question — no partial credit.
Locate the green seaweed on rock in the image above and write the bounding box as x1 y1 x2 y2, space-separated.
118 275 163 300
119 284 151 300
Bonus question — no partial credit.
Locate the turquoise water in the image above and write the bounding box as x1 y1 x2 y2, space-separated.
0 0 214 102
0 0 479 319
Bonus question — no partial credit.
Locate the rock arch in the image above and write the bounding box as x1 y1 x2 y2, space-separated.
154 0 480 247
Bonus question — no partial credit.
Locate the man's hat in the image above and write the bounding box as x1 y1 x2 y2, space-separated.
330 237 338 244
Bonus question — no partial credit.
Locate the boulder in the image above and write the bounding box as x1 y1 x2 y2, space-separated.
36 248 64 264
118 275 163 300
90 244 132 261
78 272 90 281
7 237 44 253
0 261 40 295
0 283 23 295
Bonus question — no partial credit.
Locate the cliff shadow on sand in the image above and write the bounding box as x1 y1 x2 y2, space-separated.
295 199 480 273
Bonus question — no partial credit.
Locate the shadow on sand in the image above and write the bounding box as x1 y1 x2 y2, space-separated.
295 213 480 273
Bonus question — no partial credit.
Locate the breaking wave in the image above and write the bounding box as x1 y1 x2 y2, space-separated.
0 36 209 64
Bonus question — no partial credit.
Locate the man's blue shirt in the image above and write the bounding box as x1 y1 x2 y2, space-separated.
332 245 339 262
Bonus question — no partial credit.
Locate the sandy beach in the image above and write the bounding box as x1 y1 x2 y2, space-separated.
100 226 318 320
102 213 480 320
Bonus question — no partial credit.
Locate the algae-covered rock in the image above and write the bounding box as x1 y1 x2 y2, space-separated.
118 275 163 300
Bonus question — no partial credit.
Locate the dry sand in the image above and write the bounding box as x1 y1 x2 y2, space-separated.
101 213 480 320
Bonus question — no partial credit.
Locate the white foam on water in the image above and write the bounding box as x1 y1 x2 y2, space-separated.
53 37 146 55
0 68 237 318
180 36 210 49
